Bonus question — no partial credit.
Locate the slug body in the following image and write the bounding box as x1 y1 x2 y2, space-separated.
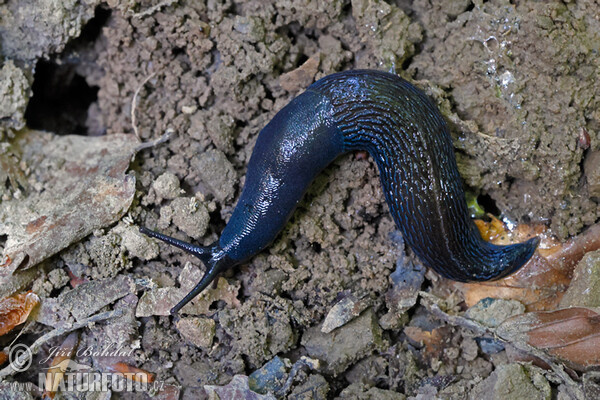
141 70 539 314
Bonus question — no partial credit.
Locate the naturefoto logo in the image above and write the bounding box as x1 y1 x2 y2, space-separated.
7 343 164 393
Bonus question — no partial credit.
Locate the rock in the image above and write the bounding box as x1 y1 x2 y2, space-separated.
47 268 69 289
0 60 31 135
37 275 135 325
289 374 329 400
465 298 525 328
321 294 371 333
176 316 216 349
385 260 425 313
336 382 405 399
345 355 387 386
195 149 236 202
233 15 266 43
469 364 551 400
204 375 276 400
301 308 384 376
169 197 210 239
248 356 289 395
152 172 181 200
136 273 239 317
560 249 600 307
114 222 159 261
475 337 505 355
280 53 320 92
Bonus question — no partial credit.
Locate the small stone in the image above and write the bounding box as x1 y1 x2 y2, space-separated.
280 53 320 92
289 374 329 400
469 364 551 400
0 60 31 133
54 275 135 321
115 223 159 261
476 337 505 355
248 356 289 395
301 308 384 376
47 268 69 289
465 298 525 328
560 249 600 307
152 172 181 200
170 197 210 239
337 382 406 399
176 317 216 349
233 15 266 43
181 105 197 114
321 294 370 333
460 337 479 361
195 149 236 202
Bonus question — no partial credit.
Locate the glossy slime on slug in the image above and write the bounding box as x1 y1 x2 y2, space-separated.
140 70 539 314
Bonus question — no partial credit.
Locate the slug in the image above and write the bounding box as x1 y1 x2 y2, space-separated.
140 70 539 315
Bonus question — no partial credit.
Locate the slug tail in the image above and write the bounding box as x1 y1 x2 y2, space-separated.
482 236 540 281
138 226 235 315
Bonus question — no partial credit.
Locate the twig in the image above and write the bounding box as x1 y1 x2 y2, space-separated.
131 0 178 18
0 309 124 379
131 72 157 141
419 292 584 400
134 128 174 153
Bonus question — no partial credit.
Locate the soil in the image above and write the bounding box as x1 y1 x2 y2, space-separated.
1 0 600 399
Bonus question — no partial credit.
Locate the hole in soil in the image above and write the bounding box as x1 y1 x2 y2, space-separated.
25 60 99 135
477 193 501 216
24 5 111 135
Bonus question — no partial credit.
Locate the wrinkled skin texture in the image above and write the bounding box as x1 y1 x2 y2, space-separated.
141 70 539 313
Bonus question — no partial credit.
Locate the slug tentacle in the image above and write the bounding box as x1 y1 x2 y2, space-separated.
141 70 539 314
139 226 234 314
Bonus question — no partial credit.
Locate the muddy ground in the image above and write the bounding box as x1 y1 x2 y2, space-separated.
1 0 600 399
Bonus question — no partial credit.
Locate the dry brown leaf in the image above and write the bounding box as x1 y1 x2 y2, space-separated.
497 307 600 371
0 291 39 336
106 362 155 383
443 222 600 311
404 326 449 359
43 332 79 399
0 351 7 366
0 130 138 278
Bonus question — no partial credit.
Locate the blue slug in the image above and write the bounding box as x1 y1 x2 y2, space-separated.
140 70 539 314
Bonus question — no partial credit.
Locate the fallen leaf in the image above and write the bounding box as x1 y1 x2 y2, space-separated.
0 291 39 336
0 130 138 279
497 307 600 371
43 332 79 399
0 351 7 366
106 362 155 383
445 222 600 311
404 326 449 359
474 214 508 242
